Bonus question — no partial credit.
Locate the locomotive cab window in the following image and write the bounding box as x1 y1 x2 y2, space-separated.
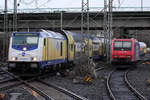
123 41 132 50
114 41 122 50
114 41 132 51
12 33 39 46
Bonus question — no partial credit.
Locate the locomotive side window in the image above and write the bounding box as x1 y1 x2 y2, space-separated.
71 44 74 51
60 42 63 56
114 41 131 50
44 38 46 46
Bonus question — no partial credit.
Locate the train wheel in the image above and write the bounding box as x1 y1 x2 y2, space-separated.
59 64 61 69
56 64 60 71
49 66 53 71
8 67 12 72
62 63 67 69
53 65 57 71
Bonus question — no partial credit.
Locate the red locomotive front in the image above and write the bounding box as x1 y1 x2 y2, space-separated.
111 39 135 63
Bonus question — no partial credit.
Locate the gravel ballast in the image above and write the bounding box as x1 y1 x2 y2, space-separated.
43 64 113 100
0 86 38 100
128 63 150 99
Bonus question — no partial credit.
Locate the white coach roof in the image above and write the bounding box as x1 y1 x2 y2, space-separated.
41 29 66 40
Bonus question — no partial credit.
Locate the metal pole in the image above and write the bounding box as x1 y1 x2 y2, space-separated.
4 0 8 59
35 0 38 8
13 0 17 32
136 30 137 39
103 0 107 58
107 0 110 63
104 0 113 63
60 11 63 30
81 0 84 34
81 0 90 63
4 0 8 32
108 0 113 64
87 0 90 59
9 20 11 32
141 0 143 11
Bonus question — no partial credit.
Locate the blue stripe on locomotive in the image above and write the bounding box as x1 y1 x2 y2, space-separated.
91 55 100 60
134 41 140 61
40 59 67 69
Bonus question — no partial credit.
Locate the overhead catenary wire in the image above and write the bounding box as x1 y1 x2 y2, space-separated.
20 0 52 8
118 0 126 7
38 0 52 8
113 0 125 8
20 0 35 5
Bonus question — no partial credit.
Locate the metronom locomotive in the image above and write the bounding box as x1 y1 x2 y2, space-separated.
8 29 104 76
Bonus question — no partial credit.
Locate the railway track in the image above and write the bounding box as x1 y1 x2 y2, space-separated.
0 80 22 91
36 79 88 100
0 68 54 100
107 69 147 100
0 70 16 84
95 67 105 72
0 67 87 100
0 70 12 80
0 68 20 91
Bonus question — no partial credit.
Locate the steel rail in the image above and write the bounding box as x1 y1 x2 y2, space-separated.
125 70 147 100
37 79 88 100
107 69 148 100
0 68 54 100
106 70 116 100
0 78 16 84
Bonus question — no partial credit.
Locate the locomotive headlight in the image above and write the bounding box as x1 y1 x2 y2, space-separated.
12 57 17 61
23 47 27 51
32 57 37 61
127 56 131 58
114 55 118 58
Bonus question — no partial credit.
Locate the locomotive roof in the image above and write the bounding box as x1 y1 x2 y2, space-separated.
90 36 101 43
40 30 66 40
63 30 85 42
139 42 147 47
12 30 67 40
113 38 134 41
12 30 66 40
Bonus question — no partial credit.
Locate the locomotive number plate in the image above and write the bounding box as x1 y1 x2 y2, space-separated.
18 57 30 61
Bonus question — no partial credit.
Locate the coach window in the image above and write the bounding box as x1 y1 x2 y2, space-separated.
44 38 46 46
61 42 63 56
71 44 74 51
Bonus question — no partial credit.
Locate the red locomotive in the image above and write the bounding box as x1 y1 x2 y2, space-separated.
111 38 140 64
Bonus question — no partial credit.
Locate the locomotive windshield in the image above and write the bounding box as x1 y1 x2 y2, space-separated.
12 33 39 46
114 41 132 50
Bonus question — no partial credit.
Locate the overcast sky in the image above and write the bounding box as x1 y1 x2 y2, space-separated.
0 0 149 9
